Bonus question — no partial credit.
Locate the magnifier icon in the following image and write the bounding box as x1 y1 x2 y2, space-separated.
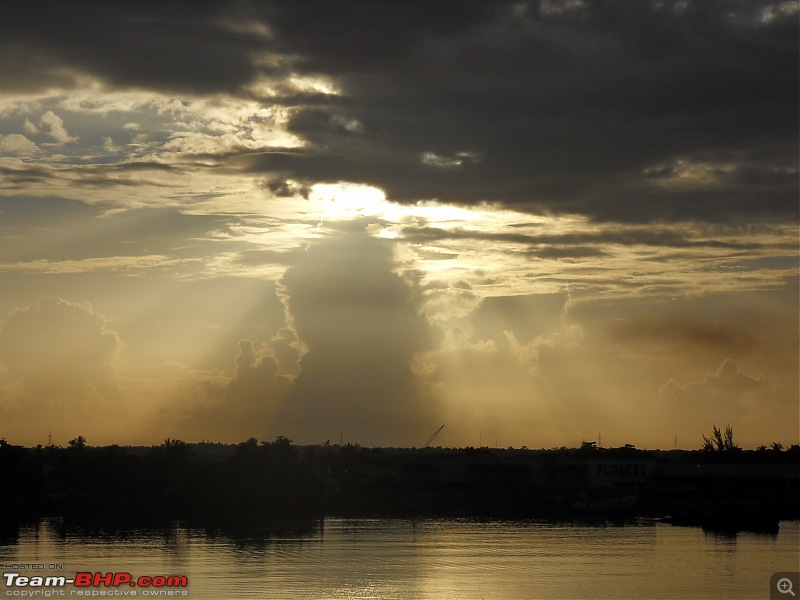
778 578 796 597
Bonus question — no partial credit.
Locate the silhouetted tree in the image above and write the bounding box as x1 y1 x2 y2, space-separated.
771 442 783 452
68 436 86 449
701 424 738 452
163 438 188 450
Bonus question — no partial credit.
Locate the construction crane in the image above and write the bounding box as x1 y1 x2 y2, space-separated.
423 424 445 448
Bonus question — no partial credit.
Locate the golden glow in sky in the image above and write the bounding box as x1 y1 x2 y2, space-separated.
0 0 797 450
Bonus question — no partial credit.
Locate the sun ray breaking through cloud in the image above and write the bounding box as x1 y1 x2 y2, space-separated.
0 0 796 449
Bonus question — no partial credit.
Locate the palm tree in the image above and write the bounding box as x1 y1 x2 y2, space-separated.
701 424 738 452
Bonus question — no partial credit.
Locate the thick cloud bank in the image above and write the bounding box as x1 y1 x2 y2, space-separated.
1 0 796 222
277 228 441 446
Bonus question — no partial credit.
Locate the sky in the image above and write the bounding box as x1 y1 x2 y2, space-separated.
0 0 797 450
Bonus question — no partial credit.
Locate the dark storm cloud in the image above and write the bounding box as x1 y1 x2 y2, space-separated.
246 0 798 222
4 0 797 221
0 1 269 94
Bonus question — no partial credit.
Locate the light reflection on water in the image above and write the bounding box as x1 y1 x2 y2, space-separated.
1 518 797 599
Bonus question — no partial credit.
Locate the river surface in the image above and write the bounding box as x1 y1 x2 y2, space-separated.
1 518 797 599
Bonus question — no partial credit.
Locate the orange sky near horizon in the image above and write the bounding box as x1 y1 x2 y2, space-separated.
0 0 797 450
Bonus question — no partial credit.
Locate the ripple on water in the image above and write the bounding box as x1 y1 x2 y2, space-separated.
0 518 796 600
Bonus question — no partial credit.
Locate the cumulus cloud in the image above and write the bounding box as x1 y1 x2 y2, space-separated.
276 227 442 446
262 327 303 377
185 338 296 442
0 298 123 444
0 133 39 154
420 284 798 449
660 358 765 403
183 232 444 445
414 293 602 448
472 294 571 344
0 1 795 452
657 358 782 444
39 111 77 145
442 293 584 377
0 298 119 385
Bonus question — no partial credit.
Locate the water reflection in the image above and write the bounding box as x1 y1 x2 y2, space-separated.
0 517 797 600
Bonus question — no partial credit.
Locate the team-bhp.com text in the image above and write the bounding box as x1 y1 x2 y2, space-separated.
3 572 188 597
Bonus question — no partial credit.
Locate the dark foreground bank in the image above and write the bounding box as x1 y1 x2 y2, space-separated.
2 439 798 533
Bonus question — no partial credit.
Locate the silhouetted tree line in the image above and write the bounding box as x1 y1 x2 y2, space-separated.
0 436 326 526
1 434 798 528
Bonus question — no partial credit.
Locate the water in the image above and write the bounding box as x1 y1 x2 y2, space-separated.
1 518 797 599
